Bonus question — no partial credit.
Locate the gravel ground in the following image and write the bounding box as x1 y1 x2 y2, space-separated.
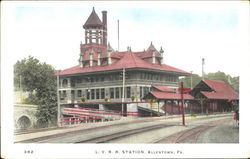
197 118 239 143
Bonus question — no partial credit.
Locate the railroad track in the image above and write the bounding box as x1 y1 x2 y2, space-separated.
155 118 231 143
14 126 72 135
15 116 172 143
75 123 175 143
15 114 232 143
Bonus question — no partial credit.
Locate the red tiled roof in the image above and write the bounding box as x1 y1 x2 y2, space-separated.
152 86 175 93
150 91 194 100
137 51 161 59
55 52 190 76
135 43 161 59
201 80 238 100
83 8 103 28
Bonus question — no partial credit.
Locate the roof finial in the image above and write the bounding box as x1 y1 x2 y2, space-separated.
160 46 164 53
92 7 95 11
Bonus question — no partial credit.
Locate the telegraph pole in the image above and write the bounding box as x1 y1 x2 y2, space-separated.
180 81 185 126
202 58 205 80
117 20 120 51
57 72 61 127
122 68 125 116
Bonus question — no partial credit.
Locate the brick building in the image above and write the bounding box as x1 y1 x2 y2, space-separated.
55 8 189 118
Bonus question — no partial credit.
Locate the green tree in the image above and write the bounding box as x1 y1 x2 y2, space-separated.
180 74 202 89
204 71 239 93
14 56 57 127
180 71 239 93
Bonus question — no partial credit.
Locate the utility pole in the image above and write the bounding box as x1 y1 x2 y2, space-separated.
57 72 61 127
202 58 205 80
180 81 185 126
122 68 125 116
117 20 120 51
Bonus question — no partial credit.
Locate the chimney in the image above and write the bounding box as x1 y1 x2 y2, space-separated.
159 46 164 64
107 49 111 65
79 53 83 68
97 53 101 66
102 11 107 46
152 51 156 64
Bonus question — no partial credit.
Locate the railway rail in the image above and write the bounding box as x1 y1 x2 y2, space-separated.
155 118 231 143
15 116 173 143
75 123 175 143
15 114 232 143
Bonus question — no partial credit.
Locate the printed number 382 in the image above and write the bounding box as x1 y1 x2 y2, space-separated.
24 150 33 154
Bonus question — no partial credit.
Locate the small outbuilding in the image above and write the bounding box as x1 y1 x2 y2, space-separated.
190 80 239 114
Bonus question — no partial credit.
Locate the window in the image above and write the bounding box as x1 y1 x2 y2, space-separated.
71 79 75 87
63 90 67 98
77 90 82 97
96 89 100 99
101 88 105 99
115 74 119 80
120 87 124 98
90 77 94 83
126 87 131 98
143 87 149 97
91 89 95 99
156 75 159 80
76 78 82 84
59 91 62 98
100 77 104 82
149 74 153 80
115 87 120 99
110 75 114 81
96 77 99 82
166 75 169 81
85 77 90 83
71 90 75 97
86 90 90 99
140 73 143 79
160 75 163 81
62 79 68 87
110 88 114 99
174 76 178 82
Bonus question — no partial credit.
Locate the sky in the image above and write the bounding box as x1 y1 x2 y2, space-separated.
2 1 249 77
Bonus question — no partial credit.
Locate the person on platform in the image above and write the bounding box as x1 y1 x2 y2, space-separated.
234 110 239 126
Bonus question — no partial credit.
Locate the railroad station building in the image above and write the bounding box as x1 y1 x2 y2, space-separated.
190 80 239 114
55 8 190 118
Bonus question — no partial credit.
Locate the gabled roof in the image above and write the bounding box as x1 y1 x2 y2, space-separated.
150 91 194 100
200 80 238 100
152 86 175 93
135 42 161 59
147 42 157 52
83 8 103 28
55 52 190 76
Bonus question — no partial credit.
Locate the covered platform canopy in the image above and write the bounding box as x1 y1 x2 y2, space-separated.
150 91 194 100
